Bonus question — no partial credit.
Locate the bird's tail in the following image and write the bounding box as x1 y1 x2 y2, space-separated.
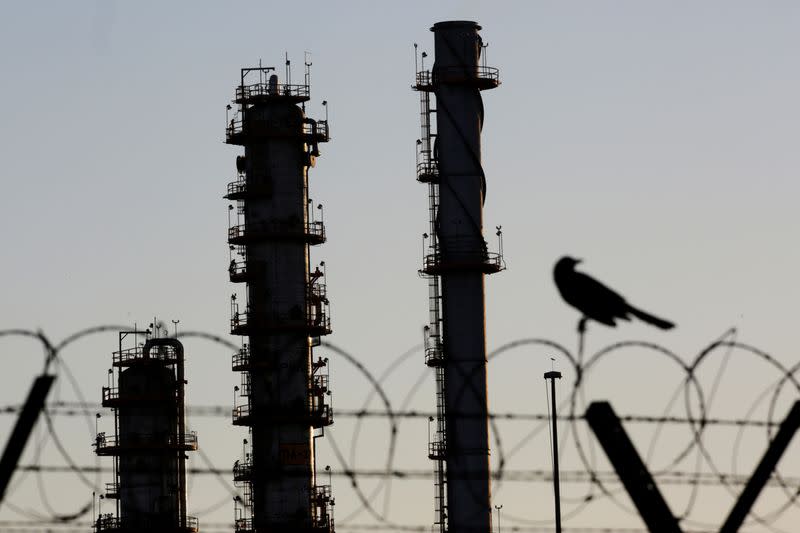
628 306 675 330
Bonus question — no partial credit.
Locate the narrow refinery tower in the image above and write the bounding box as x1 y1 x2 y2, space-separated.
94 326 198 532
225 62 334 532
414 21 503 533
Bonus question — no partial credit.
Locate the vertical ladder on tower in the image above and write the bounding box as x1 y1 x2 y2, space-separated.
431 363 447 533
416 77 448 533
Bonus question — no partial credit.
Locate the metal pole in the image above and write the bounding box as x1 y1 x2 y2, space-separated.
0 374 55 506
494 504 502 533
544 370 562 533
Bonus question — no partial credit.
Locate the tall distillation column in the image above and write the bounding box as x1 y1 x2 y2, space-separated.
225 63 334 533
95 328 198 533
415 21 502 533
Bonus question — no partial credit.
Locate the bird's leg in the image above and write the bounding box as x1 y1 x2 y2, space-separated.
577 317 588 363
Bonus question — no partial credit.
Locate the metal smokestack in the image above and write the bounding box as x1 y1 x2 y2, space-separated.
415 20 502 533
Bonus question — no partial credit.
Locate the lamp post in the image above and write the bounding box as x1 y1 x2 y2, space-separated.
545 365 563 533
494 504 503 533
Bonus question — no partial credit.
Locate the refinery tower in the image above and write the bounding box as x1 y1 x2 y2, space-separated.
94 327 198 533
225 61 334 533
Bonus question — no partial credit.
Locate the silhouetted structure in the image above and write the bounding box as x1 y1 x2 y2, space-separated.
225 61 334 532
0 374 54 508
586 402 681 533
719 401 800 533
94 328 197 532
587 400 800 533
554 256 675 331
414 20 502 533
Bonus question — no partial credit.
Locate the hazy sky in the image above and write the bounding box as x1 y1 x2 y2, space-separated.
1 2 799 532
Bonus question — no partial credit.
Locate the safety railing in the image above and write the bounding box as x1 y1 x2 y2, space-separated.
95 514 199 532
235 82 310 102
304 119 329 143
416 66 500 90
231 345 250 371
309 282 328 302
104 482 119 499
112 345 178 367
228 220 325 245
310 371 333 428
226 178 246 197
234 517 253 533
231 404 251 425
417 160 439 183
102 387 119 403
421 241 505 275
233 508 332 533
312 404 333 428
428 439 446 460
101 387 174 406
94 432 198 454
228 260 247 283
233 460 252 483
311 484 335 532
311 374 329 394
232 401 332 428
230 306 331 336
424 337 445 367
226 117 329 144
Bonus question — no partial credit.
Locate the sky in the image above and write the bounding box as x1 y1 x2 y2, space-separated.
1 1 800 532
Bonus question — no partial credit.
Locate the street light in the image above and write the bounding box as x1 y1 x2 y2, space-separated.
494 504 503 533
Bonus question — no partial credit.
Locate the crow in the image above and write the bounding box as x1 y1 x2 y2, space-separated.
553 256 675 331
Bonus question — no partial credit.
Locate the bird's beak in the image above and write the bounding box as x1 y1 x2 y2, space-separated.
574 258 583 265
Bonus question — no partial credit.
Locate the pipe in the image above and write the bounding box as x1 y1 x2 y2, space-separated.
143 338 186 528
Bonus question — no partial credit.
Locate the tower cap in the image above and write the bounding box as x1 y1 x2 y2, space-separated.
431 20 482 32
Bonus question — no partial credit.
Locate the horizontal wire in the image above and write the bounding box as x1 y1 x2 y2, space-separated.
0 403 782 428
13 464 800 488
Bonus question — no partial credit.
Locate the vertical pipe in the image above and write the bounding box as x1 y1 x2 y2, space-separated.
175 342 187 528
431 20 496 533
141 337 189 529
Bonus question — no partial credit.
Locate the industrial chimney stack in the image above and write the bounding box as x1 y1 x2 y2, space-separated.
414 21 502 533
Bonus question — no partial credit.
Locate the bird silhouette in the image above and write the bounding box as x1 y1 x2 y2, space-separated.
554 256 675 331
